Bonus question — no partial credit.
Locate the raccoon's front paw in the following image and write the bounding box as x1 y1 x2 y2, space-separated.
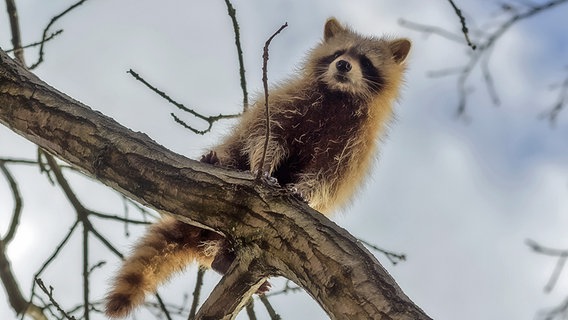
285 184 308 203
259 172 280 187
200 150 220 165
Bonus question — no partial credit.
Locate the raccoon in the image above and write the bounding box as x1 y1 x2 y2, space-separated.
105 17 411 318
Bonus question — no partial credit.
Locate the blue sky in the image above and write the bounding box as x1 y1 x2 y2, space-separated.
1 1 568 319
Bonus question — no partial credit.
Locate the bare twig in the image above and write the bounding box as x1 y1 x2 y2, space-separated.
358 239 407 265
82 223 90 320
527 239 568 293
259 295 281 320
35 278 76 320
32 221 80 288
0 161 23 244
29 0 90 69
446 0 477 49
37 149 55 185
536 296 568 320
245 298 257 320
0 157 38 165
6 30 64 54
398 19 465 44
540 70 568 125
401 0 568 118
223 0 249 112
0 239 29 318
5 0 25 64
256 22 288 181
89 210 152 225
265 281 303 298
127 69 240 135
89 225 124 258
155 293 173 320
187 268 206 320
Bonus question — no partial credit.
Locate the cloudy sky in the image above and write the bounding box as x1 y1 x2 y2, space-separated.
1 0 568 319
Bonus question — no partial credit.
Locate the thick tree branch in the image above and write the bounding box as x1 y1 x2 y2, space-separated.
0 49 430 319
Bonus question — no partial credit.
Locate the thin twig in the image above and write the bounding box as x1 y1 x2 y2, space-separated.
0 161 23 244
0 157 38 165
6 30 63 54
527 239 568 293
358 239 407 265
89 210 152 225
398 19 465 44
446 0 477 49
245 297 257 320
256 22 288 181
88 226 124 259
540 71 568 125
0 239 30 317
82 223 90 320
259 295 281 320
265 281 303 298
37 149 55 185
480 46 500 105
127 69 240 135
155 293 173 320
401 0 568 118
32 221 80 286
5 0 26 64
223 0 249 112
187 268 206 320
35 278 76 320
29 0 90 69
536 296 568 320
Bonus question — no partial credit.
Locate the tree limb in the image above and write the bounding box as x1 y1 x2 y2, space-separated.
0 49 430 320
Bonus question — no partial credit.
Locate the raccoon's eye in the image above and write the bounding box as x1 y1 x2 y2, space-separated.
360 56 374 69
332 50 345 59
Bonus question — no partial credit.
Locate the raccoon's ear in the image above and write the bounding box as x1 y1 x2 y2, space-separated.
388 38 412 64
324 18 347 42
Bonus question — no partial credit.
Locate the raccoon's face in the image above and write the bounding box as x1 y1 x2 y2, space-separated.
309 18 411 99
317 47 384 98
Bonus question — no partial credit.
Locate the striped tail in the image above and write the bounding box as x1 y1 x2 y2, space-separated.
105 216 223 318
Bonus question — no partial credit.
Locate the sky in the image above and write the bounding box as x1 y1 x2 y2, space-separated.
1 0 568 319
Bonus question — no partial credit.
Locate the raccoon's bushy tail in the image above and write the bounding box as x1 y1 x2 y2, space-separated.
105 216 223 318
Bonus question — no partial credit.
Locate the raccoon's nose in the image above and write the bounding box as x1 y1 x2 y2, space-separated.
336 60 352 73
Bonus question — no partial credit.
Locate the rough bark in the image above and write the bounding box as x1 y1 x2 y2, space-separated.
0 49 431 320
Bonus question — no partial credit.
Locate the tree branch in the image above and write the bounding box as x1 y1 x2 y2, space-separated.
0 49 430 319
223 0 249 112
5 0 25 64
0 239 29 317
445 0 476 49
257 22 288 180
402 0 568 118
127 69 240 135
0 160 23 244
29 0 89 70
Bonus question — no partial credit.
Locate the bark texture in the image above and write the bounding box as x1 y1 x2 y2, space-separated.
0 50 431 320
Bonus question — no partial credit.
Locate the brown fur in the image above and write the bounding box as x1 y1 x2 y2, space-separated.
105 18 411 318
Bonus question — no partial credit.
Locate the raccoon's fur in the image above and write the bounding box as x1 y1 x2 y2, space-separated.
105 17 411 318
